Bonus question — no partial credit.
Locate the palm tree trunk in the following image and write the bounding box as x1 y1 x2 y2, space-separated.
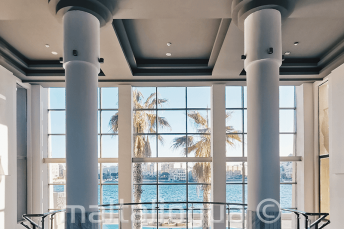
133 163 143 229
202 186 210 229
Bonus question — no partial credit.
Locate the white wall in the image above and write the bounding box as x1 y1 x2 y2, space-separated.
0 66 17 229
328 64 344 229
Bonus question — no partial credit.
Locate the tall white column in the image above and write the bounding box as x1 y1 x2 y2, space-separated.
244 9 282 228
64 10 100 228
211 84 227 229
118 85 133 229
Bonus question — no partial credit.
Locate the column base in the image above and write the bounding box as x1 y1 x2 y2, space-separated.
247 210 281 229
66 212 99 229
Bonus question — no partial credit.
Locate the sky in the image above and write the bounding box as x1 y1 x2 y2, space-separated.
48 86 295 158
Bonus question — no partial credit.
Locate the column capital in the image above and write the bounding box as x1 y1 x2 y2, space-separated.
48 0 117 27
231 0 297 30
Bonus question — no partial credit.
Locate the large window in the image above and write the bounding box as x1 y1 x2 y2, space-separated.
48 88 119 214
132 87 212 228
225 86 296 229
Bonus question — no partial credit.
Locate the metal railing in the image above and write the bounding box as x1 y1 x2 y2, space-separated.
21 209 65 229
282 208 330 229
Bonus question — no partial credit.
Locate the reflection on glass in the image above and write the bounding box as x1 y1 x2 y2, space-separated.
49 88 65 109
102 163 119 184
133 135 157 158
280 110 295 133
319 83 329 155
49 185 66 209
101 111 118 133
226 110 243 133
187 87 211 108
49 135 65 158
187 110 211 134
157 110 185 133
226 86 242 108
280 86 295 108
101 135 118 158
320 158 330 214
157 87 186 108
101 88 118 109
49 111 65 134
280 134 295 156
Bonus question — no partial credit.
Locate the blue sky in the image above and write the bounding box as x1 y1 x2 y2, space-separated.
48 86 295 158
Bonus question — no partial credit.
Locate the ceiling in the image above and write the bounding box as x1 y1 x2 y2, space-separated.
1 0 344 84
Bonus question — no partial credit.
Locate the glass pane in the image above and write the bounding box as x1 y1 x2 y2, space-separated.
226 134 242 157
98 110 100 134
49 163 66 184
101 135 118 158
158 134 186 157
158 162 186 183
226 184 243 205
101 87 118 109
280 86 295 108
49 88 65 109
102 185 119 205
49 185 66 209
187 110 211 134
280 134 295 156
101 111 118 134
188 184 211 202
226 163 244 182
280 162 293 182
226 86 242 108
187 135 211 157
133 135 157 158
159 185 186 202
133 87 156 109
132 163 157 184
157 87 186 109
49 135 65 158
280 184 293 209
188 162 211 183
244 134 247 157
49 111 65 134
320 158 330 214
244 86 247 108
157 110 186 133
319 82 329 155
133 110 156 133
226 110 243 133
133 185 157 203
280 110 295 133
102 163 119 184
98 135 100 158
187 87 211 108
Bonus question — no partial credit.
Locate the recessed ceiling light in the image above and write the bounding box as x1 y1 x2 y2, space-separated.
45 44 50 48
52 51 58 55
294 42 299 46
284 51 291 55
167 42 172 46
166 53 172 56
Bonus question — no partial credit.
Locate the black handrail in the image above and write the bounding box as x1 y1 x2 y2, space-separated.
22 209 65 229
282 208 330 229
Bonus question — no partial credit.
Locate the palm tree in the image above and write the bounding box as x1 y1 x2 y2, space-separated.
172 111 241 229
109 89 170 229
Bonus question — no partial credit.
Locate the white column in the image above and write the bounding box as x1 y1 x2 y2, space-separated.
63 10 100 227
295 84 314 212
118 85 133 229
211 84 226 229
244 9 282 228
